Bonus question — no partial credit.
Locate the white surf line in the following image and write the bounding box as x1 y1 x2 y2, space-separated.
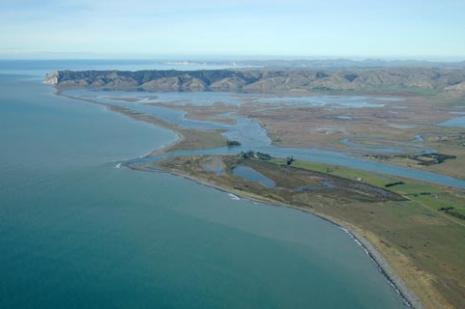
228 193 240 200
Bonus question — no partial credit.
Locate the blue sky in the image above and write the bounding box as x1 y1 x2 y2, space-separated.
1 0 464 59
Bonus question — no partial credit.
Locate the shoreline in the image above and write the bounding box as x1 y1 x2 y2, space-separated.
127 162 421 309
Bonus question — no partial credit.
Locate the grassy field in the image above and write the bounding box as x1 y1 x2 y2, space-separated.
283 158 465 221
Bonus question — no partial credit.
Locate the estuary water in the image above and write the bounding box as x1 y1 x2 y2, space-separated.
83 89 465 189
0 61 407 308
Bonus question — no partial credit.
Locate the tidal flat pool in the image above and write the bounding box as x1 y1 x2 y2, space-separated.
232 165 276 188
440 116 465 128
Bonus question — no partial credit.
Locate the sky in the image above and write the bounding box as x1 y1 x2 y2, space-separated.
1 0 464 60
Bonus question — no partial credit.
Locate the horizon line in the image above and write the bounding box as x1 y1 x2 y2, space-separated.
0 54 464 63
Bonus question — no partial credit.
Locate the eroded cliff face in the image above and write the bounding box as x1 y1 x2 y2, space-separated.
45 68 465 93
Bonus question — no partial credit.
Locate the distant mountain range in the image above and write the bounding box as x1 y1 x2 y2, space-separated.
194 58 465 69
46 66 465 93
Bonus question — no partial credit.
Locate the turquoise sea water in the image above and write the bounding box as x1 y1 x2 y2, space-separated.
0 61 407 308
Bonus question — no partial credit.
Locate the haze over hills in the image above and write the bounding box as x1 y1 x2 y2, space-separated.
185 58 465 69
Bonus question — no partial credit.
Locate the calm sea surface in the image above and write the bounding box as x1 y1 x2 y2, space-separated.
0 61 405 308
